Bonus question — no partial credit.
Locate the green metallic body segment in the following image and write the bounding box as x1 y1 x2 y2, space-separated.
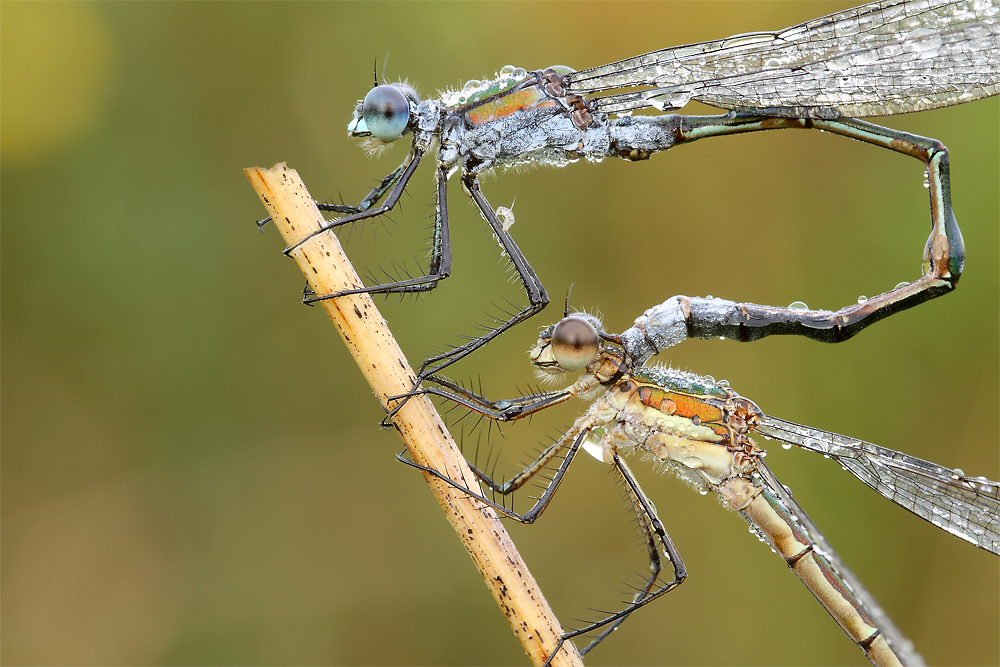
635 365 730 400
453 75 524 110
463 85 556 126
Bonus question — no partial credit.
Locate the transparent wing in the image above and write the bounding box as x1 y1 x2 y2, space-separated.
755 415 1000 555
566 0 999 118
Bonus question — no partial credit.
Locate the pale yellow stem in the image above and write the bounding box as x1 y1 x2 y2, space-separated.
245 163 582 666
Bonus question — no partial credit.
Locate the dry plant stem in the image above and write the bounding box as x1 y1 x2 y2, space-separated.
245 164 582 667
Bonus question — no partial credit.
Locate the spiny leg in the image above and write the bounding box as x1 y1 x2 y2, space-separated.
282 148 424 260
403 440 688 665
256 158 412 230
397 426 590 523
382 365 576 435
401 385 687 660
414 375 575 422
302 160 452 302
382 358 578 426
558 454 687 657
416 174 549 378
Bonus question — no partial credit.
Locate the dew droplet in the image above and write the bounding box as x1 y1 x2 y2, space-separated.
496 205 516 232
857 295 868 304
788 301 809 312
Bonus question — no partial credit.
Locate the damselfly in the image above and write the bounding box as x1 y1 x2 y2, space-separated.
264 0 996 380
402 302 1000 666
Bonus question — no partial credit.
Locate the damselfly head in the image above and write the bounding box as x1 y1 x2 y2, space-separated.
348 82 420 145
531 313 603 376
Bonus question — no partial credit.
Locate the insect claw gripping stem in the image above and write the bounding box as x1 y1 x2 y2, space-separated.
257 200 357 232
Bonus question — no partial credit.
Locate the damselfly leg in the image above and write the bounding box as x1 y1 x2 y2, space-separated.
417 174 547 377
256 160 413 231
403 360 689 656
398 417 687 660
267 149 548 381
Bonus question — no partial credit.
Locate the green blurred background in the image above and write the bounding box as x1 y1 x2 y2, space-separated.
2 2 997 665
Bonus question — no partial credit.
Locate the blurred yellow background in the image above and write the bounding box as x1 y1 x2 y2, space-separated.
2 2 997 665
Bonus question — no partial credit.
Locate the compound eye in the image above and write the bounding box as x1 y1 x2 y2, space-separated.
551 316 600 371
362 85 410 140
